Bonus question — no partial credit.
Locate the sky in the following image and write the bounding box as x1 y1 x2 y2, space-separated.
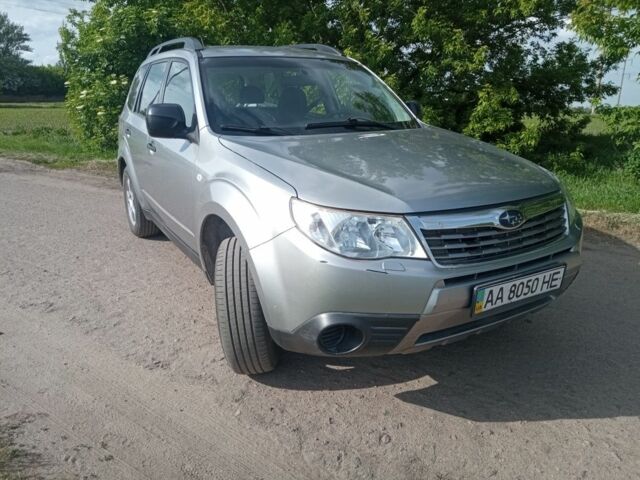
0 0 638 106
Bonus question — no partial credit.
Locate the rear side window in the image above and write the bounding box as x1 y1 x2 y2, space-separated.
163 61 196 128
126 66 147 111
137 62 168 115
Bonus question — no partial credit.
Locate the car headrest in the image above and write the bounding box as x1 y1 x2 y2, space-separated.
239 85 265 105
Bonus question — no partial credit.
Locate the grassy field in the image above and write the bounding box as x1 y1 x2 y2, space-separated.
0 103 113 169
559 170 640 213
0 102 638 213
547 114 640 214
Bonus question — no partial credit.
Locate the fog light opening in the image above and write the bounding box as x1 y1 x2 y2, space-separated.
318 324 364 355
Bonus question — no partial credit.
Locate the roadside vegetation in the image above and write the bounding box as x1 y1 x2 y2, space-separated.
549 107 640 213
2 101 637 213
0 103 113 169
0 13 64 101
0 0 638 212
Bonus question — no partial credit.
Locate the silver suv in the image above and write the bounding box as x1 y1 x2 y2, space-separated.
118 38 583 374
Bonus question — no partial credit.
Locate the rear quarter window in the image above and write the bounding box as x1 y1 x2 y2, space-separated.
126 66 147 111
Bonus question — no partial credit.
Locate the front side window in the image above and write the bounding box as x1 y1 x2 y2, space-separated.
200 57 418 135
163 61 196 129
137 61 168 116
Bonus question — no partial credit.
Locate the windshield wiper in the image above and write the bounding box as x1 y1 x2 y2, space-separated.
305 117 397 131
219 124 291 136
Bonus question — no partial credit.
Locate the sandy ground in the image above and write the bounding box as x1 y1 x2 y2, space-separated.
1 158 639 480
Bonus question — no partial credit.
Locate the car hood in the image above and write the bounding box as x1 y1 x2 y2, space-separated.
219 126 560 213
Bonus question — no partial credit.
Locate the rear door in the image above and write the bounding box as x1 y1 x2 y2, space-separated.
129 61 169 196
142 60 199 250
120 64 147 167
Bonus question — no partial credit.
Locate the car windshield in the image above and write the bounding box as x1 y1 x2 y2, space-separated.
199 56 419 135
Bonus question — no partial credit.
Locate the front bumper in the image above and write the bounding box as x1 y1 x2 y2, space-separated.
249 215 583 357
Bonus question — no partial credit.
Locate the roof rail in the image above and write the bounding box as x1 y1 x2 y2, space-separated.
290 43 343 56
147 37 204 58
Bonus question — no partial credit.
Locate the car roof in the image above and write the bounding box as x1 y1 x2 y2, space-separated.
199 45 345 60
141 40 350 68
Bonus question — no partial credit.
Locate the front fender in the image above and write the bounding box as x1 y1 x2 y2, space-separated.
195 174 296 311
199 177 293 243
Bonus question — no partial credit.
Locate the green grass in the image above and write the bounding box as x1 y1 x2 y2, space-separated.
0 103 67 131
581 115 607 136
542 114 640 214
0 103 113 169
559 170 640 214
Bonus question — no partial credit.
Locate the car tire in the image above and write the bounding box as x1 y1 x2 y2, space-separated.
122 168 159 238
214 237 280 374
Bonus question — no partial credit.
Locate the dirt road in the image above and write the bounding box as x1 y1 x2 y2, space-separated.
1 158 639 480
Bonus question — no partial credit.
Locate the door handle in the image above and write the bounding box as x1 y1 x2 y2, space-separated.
147 142 157 153
124 128 131 138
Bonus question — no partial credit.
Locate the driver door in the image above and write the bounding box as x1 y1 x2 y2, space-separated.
143 60 199 251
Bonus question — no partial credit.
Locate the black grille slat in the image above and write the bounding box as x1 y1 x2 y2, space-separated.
422 205 567 266
424 208 564 241
431 219 566 251
430 224 566 254
430 228 565 261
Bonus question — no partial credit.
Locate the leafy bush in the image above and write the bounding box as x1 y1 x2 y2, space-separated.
0 64 65 98
21 65 66 97
60 0 613 156
624 149 640 181
600 106 640 149
59 1 328 150
600 106 640 181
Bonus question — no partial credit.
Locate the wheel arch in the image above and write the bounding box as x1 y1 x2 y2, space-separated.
199 213 236 284
197 195 261 285
118 157 127 185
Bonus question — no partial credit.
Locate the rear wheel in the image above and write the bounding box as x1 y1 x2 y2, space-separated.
214 237 280 374
122 168 159 238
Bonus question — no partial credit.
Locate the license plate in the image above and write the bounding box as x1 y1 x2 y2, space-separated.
473 266 565 315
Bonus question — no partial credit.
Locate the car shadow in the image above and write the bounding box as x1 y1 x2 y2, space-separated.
255 228 640 422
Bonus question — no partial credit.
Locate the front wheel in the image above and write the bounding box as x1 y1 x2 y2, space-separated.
214 237 280 374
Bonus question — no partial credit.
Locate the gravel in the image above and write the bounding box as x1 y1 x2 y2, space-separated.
1 157 639 480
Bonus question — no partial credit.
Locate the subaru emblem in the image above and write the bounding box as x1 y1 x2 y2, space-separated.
498 210 525 229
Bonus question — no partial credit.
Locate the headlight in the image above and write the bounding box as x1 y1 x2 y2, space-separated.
290 198 427 259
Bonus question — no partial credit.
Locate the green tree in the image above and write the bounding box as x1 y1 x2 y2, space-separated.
0 11 31 94
572 0 639 61
59 0 331 149
572 1 639 108
0 12 65 98
60 0 607 157
0 11 31 58
332 0 606 156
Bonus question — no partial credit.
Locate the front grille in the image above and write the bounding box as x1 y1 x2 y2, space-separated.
422 204 567 266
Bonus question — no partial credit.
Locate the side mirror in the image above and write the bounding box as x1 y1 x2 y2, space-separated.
146 103 188 139
405 100 422 119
